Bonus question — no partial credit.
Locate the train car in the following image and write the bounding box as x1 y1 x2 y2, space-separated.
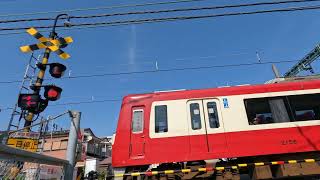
112 79 320 179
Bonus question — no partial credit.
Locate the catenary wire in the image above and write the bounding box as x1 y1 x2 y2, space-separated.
50 99 121 106
0 99 121 111
0 0 207 18
2 69 319 110
0 59 300 84
0 4 320 36
0 0 319 24
0 4 320 31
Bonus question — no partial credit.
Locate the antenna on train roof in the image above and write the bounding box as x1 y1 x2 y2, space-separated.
272 64 281 78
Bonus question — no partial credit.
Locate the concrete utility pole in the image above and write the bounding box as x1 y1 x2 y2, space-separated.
64 110 81 180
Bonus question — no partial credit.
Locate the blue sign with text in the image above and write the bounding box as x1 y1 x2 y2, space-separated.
223 98 229 108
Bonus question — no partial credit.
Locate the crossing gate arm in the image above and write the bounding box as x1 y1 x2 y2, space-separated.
0 144 68 166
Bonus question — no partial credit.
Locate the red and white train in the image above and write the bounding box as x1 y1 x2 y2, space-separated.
112 78 320 178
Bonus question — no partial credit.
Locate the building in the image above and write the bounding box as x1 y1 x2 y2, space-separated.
41 128 108 159
0 127 112 179
38 128 112 178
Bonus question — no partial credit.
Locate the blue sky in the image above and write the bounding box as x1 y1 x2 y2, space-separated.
1 0 320 136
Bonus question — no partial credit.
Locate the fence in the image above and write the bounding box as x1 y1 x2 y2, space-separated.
0 143 69 180
0 110 81 180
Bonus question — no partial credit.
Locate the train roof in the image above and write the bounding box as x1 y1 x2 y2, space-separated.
122 79 320 103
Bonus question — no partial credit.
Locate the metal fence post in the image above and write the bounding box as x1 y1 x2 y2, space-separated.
64 110 81 180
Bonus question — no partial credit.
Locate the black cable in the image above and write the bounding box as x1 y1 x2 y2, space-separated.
0 0 319 24
1 4 320 31
1 3 320 35
0 0 206 18
0 107 13 111
65 59 298 79
0 98 121 111
0 59 299 84
69 0 320 20
0 98 121 112
50 99 121 106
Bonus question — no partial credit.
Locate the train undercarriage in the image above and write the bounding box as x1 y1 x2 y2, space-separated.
112 152 320 180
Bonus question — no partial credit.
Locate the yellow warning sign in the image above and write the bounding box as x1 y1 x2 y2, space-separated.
20 27 73 59
7 138 39 152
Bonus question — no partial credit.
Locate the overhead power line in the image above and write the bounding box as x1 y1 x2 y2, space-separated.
64 59 299 79
1 0 319 24
0 59 300 84
50 99 121 106
1 4 320 32
0 0 206 18
0 99 121 112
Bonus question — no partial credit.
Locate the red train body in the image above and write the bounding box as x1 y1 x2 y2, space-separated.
112 80 320 168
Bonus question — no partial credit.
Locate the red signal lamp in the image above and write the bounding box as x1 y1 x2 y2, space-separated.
44 85 62 101
49 63 66 78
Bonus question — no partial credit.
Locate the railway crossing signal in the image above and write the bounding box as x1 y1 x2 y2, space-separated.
17 94 48 114
44 85 62 101
49 63 67 78
20 28 73 59
18 94 40 111
17 22 73 130
37 63 67 78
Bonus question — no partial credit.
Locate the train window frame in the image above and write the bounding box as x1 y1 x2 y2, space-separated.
288 93 320 121
132 109 144 133
206 101 220 128
244 93 320 125
244 97 291 125
190 103 202 130
155 105 168 133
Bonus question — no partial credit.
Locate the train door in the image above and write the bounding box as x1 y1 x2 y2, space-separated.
187 100 209 154
129 107 146 158
202 99 227 154
188 99 227 155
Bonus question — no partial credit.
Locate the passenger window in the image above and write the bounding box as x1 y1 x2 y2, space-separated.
288 93 320 121
155 105 168 133
245 93 320 125
190 103 202 130
132 110 143 133
245 97 291 125
207 102 220 128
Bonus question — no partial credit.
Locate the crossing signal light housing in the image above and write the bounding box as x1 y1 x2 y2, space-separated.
37 63 67 78
18 94 40 111
18 94 49 114
49 63 66 78
44 85 62 101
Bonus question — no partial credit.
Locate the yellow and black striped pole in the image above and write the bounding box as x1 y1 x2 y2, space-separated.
23 47 51 130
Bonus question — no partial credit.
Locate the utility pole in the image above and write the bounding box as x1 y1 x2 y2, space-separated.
21 13 72 131
64 110 81 180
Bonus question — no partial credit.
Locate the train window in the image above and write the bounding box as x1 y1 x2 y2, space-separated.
190 103 202 130
245 97 291 125
288 93 320 121
245 94 320 125
155 105 168 133
132 110 143 133
207 102 220 128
